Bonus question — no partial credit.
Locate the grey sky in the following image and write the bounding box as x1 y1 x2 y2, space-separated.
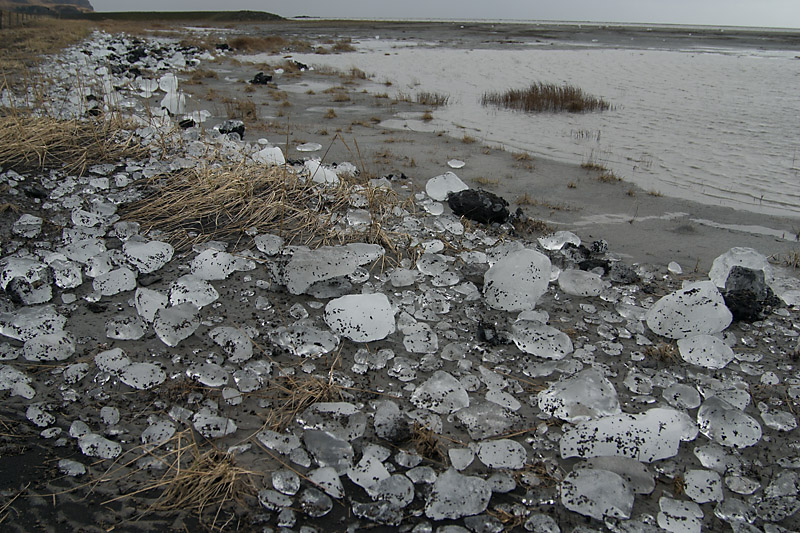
91 1 800 29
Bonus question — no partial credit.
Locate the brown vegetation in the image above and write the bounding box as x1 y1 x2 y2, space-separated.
482 82 611 113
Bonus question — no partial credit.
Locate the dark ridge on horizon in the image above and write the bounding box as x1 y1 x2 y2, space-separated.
75 10 282 22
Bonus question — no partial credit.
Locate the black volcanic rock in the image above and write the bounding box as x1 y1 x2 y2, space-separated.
723 266 780 321
447 189 509 224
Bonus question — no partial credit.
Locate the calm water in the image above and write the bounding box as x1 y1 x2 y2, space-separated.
252 29 800 217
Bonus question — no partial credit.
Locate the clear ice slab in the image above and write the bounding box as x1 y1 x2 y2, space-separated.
324 293 395 343
645 281 732 339
484 249 551 311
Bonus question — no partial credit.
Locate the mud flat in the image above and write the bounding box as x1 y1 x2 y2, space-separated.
0 21 799 533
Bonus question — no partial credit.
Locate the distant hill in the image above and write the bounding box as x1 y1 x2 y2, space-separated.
81 11 283 22
0 0 93 15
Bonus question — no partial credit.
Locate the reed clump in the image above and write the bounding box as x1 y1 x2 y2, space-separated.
482 82 611 113
415 91 449 106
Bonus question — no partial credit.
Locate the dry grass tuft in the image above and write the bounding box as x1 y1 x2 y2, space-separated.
102 430 259 530
482 82 611 113
122 162 401 251
645 342 678 362
411 423 447 464
227 35 312 54
597 171 622 183
324 108 337 119
0 113 145 175
263 373 345 431
0 17 92 78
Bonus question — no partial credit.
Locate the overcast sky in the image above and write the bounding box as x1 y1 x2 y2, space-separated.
90 1 800 29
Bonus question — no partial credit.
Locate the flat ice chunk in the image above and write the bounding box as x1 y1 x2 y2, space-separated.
447 159 465 169
135 287 168 323
209 326 253 363
270 320 339 357
106 315 147 340
254 233 284 255
677 334 734 369
683 469 723 503
348 454 390 495
123 240 173 274
160 90 185 114
645 281 732 339
425 469 491 520
455 401 517 439
512 320 573 360
193 409 237 438
538 231 580 251
93 267 136 296
484 249 551 311
560 469 634 521
426 171 468 201
58 459 86 477
158 73 179 93
141 420 176 446
79 433 122 459
297 142 322 152
49 259 82 289
709 247 773 288
191 249 254 280
153 303 200 347
697 396 761 448
308 467 344 498
305 159 339 185
658 497 703 533
411 370 469 414
560 407 698 463
449 448 474 470
1 257 50 290
583 456 656 495
304 429 354 474
169 275 219 307
12 214 43 238
61 238 106 264
0 365 34 399
257 429 301 456
284 244 384 295
324 293 395 342
538 368 620 423
402 323 438 354
120 362 166 390
558 269 609 297
187 362 228 387
95 348 131 374
663 383 702 409
476 439 526 469
23 331 75 362
253 146 285 166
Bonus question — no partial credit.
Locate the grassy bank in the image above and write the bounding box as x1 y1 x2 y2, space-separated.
79 10 282 22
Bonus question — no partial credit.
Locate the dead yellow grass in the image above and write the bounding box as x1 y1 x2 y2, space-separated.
122 162 402 251
0 17 92 78
262 373 345 431
0 113 145 175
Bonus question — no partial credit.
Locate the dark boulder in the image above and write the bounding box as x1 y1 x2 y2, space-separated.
447 189 509 224
723 266 780 321
216 43 231 51
293 60 310 71
609 263 640 284
250 72 273 85
218 119 245 138
126 47 148 64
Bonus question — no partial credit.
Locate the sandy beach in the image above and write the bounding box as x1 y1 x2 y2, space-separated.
1 17 799 533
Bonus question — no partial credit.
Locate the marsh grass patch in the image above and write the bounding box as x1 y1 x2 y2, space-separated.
482 82 611 113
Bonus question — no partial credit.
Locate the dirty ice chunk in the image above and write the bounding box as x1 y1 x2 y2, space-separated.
484 249 551 311
455 401 517 439
12 214 43 238
141 420 176 446
49 259 82 289
193 408 237 438
324 293 395 343
308 467 344 499
79 433 122 459
120 362 166 390
123 240 173 274
348 454 390 495
153 303 200 347
425 469 491 520
191 249 254 280
677 334 734 369
93 267 136 296
0 365 35 399
560 407 698 462
26 403 54 427
94 348 131 374
304 429 354 474
135 287 168 323
58 459 86 477
709 247 773 288
658 497 703 533
512 320 573 360
683 469 723 503
411 371 469 414
0 257 50 290
186 362 228 387
402 322 438 354
254 233 284 255
447 159 465 169
257 429 301 456
0 305 66 341
61 238 106 264
560 469 634 521
583 456 655 495
23 331 75 362
476 439 526 469
645 281 732 339
697 396 761 448
270 320 339 358
558 269 609 297
538 231 580 251
209 326 253 363
426 171 468 201
538 368 620 423
169 275 219 307
284 244 384 295
106 315 147 340
253 145 285 166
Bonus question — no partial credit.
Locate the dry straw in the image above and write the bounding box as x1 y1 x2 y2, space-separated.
482 82 611 113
